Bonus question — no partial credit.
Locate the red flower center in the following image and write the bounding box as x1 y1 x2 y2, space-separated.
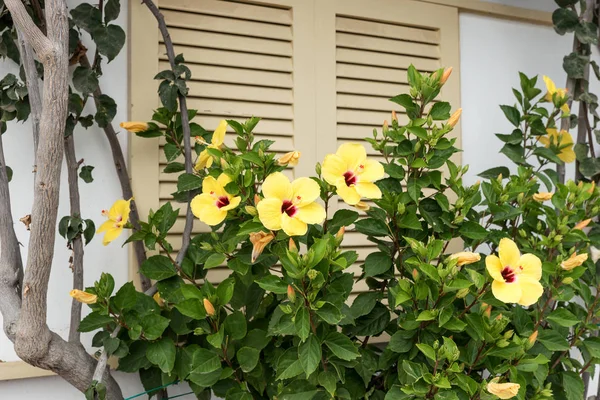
216 196 230 209
343 171 357 186
281 200 297 217
501 266 516 283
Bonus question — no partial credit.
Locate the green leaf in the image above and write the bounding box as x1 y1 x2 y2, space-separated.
104 0 121 23
298 334 321 376
553 8 579 34
500 143 525 164
459 221 488 240
538 329 570 351
328 209 359 233
78 312 114 332
364 252 392 277
564 52 589 79
583 337 600 358
224 311 247 340
146 337 176 373
354 218 389 236
118 341 151 372
237 347 260 373
295 307 310 342
429 102 451 120
140 255 177 281
416 310 437 322
350 292 380 319
190 348 221 373
70 3 102 34
478 166 509 180
324 332 359 361
563 371 584 400
83 219 95 244
398 212 422 230
113 282 137 310
575 22 598 45
314 302 343 324
177 173 203 192
175 299 206 319
500 105 520 127
546 308 580 327
72 66 99 95
216 277 235 304
256 275 288 294
318 371 337 396
140 314 170 341
94 25 126 62
94 94 117 128
79 165 94 183
389 331 413 353
276 349 303 380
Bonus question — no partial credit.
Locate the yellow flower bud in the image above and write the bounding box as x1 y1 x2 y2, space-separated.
528 330 538 345
307 269 318 280
448 251 481 267
588 181 596 194
496 313 503 321
249 231 275 263
533 192 553 202
245 205 257 216
153 292 165 307
448 108 462 128
204 299 216 317
561 252 588 271
277 151 301 167
288 238 298 252
354 201 370 211
574 219 592 230
254 194 261 205
440 67 453 85
287 285 296 302
483 304 492 318
487 379 520 399
562 277 574 284
120 121 149 133
383 120 389 131
412 268 419 281
220 158 229 169
69 289 97 304
391 110 398 122
456 288 470 298
336 226 345 240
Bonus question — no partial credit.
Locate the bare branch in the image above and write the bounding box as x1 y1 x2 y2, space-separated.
78 53 151 290
3 0 52 59
16 30 42 157
557 36 579 184
141 0 194 266
64 134 84 343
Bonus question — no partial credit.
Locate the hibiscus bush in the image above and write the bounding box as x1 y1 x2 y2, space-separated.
73 67 600 400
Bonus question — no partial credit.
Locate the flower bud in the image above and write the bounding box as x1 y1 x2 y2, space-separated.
561 252 588 271
203 299 216 316
289 238 298 252
503 330 514 340
574 219 592 230
448 251 481 267
412 268 419 281
354 201 370 211
533 192 553 202
245 205 257 216
440 67 453 85
397 203 406 215
249 231 275 263
562 277 574 284
277 151 301 167
519 229 527 238
69 289 97 305
483 304 492 318
287 285 296 302
307 269 318 280
120 121 149 133
254 194 261 205
456 288 470 298
153 292 165 307
588 181 596 194
391 110 398 122
336 226 345 240
383 120 389 133
528 330 538 345
495 313 503 321
220 158 229 169
447 108 462 128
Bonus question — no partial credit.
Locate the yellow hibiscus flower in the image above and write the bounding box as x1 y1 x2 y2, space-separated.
97 198 132 245
69 289 98 304
190 174 241 226
194 120 227 170
120 121 149 133
487 379 520 399
485 238 543 306
538 128 575 163
543 75 569 114
257 172 326 236
322 143 384 205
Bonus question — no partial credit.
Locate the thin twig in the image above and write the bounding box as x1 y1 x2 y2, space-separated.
141 0 195 266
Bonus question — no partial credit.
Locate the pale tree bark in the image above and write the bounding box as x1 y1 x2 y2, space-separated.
1 0 122 397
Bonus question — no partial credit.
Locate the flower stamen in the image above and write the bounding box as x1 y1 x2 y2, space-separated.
501 267 516 283
343 171 357 186
281 200 297 217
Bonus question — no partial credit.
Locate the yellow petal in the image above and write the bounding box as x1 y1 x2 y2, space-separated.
120 121 149 133
561 103 570 114
109 199 131 223
559 147 576 163
321 154 347 186
202 176 226 197
486 255 504 281
354 182 382 200
518 253 542 281
97 219 115 233
357 159 385 182
221 196 241 212
194 150 211 171
70 289 98 304
262 172 293 201
291 177 321 206
257 198 284 231
191 194 227 226
336 143 367 172
249 231 275 263
336 183 362 205
517 276 544 306
281 214 308 236
102 226 123 246
538 136 550 146
487 381 520 399
450 252 481 267
277 151 301 166
543 75 556 95
491 280 522 304
212 120 228 146
498 238 520 268
294 202 326 224
217 173 233 188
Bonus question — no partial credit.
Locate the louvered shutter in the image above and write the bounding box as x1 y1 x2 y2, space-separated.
313 0 461 295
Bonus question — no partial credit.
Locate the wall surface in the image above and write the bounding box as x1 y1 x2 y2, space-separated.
1 0 599 399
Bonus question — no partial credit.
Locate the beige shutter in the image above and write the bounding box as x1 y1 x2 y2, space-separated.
313 0 461 295
129 0 459 288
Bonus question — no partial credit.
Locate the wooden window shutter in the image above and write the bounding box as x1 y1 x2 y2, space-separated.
313 0 461 296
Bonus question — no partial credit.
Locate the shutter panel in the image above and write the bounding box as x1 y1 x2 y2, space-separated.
314 0 460 295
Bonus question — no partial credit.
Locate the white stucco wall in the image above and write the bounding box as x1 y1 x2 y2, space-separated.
1 1 598 399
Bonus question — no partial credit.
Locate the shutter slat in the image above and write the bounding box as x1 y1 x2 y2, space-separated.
336 32 439 59
337 93 407 113
167 28 292 57
336 48 439 72
163 10 293 41
336 78 409 98
335 16 439 44
161 62 293 88
186 82 293 104
336 63 408 83
187 98 293 120
161 0 293 25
